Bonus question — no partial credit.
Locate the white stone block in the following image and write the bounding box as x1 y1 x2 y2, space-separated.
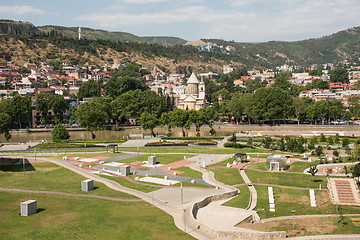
173 172 177 175
21 200 37 216
168 167 172 170
81 179 94 192
191 179 195 183
164 176 168 180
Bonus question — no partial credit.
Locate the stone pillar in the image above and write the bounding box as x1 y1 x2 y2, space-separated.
81 179 94 192
21 200 37 216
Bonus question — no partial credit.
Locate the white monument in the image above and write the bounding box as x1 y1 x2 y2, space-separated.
21 200 37 216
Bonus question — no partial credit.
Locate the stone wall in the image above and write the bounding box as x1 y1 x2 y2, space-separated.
188 190 286 239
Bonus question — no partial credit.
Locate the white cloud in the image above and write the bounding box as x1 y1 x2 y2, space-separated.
76 0 360 42
0 5 44 15
122 0 168 4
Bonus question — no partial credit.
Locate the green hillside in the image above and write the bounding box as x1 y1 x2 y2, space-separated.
205 26 360 67
37 25 187 46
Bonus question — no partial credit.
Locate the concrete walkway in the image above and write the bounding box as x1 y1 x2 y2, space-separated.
118 138 161 148
44 158 212 240
216 136 230 148
239 169 258 213
288 234 360 240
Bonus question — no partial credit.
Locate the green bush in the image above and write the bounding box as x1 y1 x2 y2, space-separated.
224 142 251 148
51 124 70 141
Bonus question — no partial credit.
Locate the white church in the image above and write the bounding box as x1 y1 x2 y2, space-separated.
177 72 206 110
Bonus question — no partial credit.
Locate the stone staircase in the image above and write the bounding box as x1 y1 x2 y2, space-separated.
328 178 360 206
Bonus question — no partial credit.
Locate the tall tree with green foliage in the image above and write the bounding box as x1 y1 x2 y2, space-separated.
76 99 108 139
50 95 68 124
11 94 31 128
170 108 189 137
140 111 158 137
104 76 148 98
35 93 52 125
77 79 103 100
329 68 349 83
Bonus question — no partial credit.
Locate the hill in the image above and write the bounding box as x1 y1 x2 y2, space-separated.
204 26 360 67
1 20 360 70
37 25 187 46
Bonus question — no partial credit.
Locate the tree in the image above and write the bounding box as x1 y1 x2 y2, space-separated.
351 163 360 181
315 146 323 156
52 123 70 141
342 137 350 148
170 108 189 137
333 150 339 158
293 97 313 124
252 87 293 123
205 106 219 136
104 76 148 98
0 112 12 142
12 94 31 128
262 137 273 149
50 95 68 124
77 79 103 100
320 133 326 142
187 109 207 137
307 165 318 176
160 112 173 137
35 93 52 125
140 112 158 137
76 99 108 139
69 105 77 125
329 68 349 83
229 92 244 124
229 133 237 144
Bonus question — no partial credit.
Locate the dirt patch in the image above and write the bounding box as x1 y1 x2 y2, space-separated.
237 217 337 237
277 192 309 205
38 167 59 172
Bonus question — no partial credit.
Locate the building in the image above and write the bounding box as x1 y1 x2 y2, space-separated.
177 72 206 110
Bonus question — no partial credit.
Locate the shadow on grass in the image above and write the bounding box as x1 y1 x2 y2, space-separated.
311 179 323 183
0 158 36 172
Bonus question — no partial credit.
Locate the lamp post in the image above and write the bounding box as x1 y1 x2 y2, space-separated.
291 210 296 236
183 209 186 233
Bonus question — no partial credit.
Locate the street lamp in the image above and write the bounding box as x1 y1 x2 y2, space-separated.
291 210 296 236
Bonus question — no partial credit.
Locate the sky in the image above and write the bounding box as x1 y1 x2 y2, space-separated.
1 0 360 42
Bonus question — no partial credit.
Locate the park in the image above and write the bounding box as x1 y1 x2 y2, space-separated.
1 125 360 239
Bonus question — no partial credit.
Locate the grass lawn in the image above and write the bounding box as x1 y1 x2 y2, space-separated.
175 166 203 179
0 162 136 199
222 185 250 209
208 167 245 185
237 216 360 237
254 185 360 219
117 154 194 165
287 160 320 173
118 147 283 155
245 169 325 189
56 152 126 159
246 162 267 171
101 175 161 193
210 157 235 167
0 191 193 240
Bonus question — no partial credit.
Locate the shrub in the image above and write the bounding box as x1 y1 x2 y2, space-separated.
52 124 70 141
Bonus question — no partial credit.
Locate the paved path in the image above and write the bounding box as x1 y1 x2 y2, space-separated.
105 153 142 162
256 213 360 223
43 157 213 240
288 234 360 240
0 187 142 202
216 136 230 148
239 169 258 213
118 138 161 148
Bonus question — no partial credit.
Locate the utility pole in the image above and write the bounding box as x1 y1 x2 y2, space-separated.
292 210 296 236
319 184 321 207
23 158 26 176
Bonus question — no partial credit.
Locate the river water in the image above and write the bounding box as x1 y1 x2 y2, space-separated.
1 124 359 143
